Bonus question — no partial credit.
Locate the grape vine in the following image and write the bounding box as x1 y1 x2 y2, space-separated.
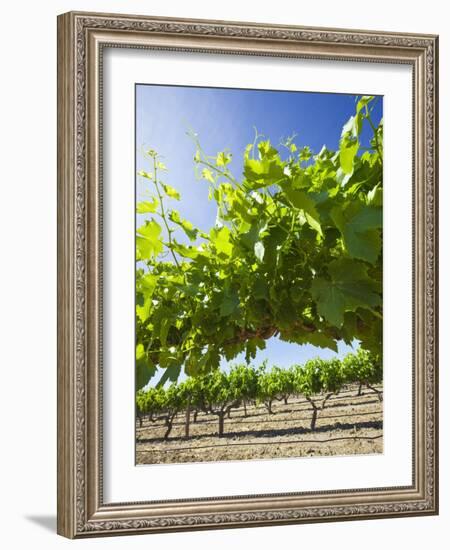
136 96 383 388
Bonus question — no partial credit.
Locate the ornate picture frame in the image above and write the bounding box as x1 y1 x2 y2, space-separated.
57 11 438 538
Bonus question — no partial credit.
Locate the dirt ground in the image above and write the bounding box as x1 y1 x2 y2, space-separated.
136 384 383 465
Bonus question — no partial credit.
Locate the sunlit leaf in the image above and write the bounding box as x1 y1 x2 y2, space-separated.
254 241 265 262
210 226 233 257
162 184 181 200
216 151 232 166
136 220 163 259
202 168 215 183
169 209 198 241
137 198 159 214
138 170 152 179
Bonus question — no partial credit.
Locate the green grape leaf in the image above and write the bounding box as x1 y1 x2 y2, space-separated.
243 157 284 187
139 273 158 294
299 146 312 162
356 95 375 113
339 112 364 175
169 209 198 241
210 226 233 257
202 168 215 183
162 183 181 200
136 296 152 323
138 170 152 179
172 242 200 259
292 171 312 189
367 184 383 207
136 344 156 389
254 241 265 262
136 220 163 259
216 151 232 166
239 220 261 250
156 363 182 388
311 258 381 327
307 332 339 352
339 134 359 175
276 296 297 328
283 188 322 236
331 201 382 263
258 140 278 159
252 278 269 300
220 287 240 317
136 198 159 214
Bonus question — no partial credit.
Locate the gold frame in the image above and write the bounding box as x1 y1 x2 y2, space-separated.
57 11 439 538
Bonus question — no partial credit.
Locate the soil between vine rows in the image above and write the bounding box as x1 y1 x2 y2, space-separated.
135 384 383 465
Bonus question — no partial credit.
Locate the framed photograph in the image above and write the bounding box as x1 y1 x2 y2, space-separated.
57 11 439 538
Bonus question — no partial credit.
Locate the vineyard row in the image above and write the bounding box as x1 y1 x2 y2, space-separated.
136 349 382 440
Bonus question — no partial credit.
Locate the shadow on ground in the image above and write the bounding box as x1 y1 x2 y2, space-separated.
25 515 56 534
138 419 383 444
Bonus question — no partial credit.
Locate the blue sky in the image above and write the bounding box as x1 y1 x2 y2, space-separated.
135 84 382 377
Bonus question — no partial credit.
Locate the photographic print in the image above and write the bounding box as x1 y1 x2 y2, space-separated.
135 85 383 465
58 12 438 537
